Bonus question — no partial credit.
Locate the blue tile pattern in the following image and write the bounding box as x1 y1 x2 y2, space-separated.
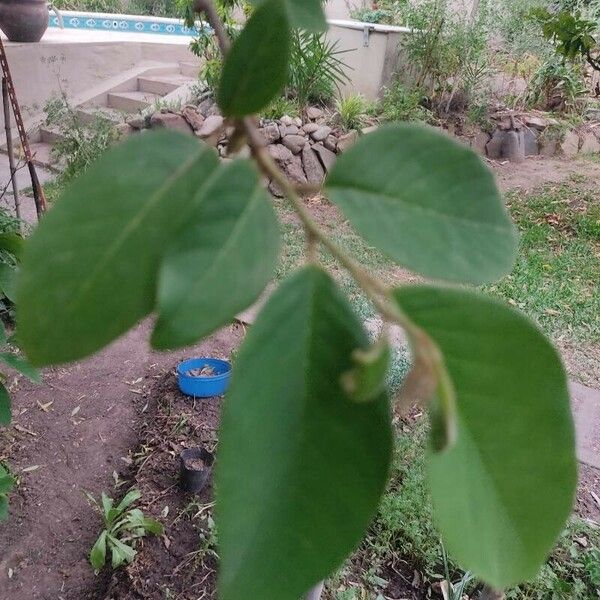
48 13 206 37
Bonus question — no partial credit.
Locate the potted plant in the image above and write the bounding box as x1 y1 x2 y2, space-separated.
0 0 49 43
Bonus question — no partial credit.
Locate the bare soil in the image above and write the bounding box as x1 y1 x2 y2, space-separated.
0 320 243 600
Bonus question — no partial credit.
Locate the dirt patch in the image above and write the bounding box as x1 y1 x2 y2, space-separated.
577 464 600 522
0 321 243 600
493 156 600 193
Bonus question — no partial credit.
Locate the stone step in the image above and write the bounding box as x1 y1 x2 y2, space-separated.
28 142 59 170
39 126 64 145
76 106 125 125
138 74 195 95
180 61 201 78
107 91 161 113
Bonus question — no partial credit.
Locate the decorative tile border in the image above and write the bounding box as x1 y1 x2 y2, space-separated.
48 11 207 37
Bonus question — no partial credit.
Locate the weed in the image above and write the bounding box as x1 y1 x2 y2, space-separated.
44 96 117 184
335 95 369 131
379 82 433 123
87 489 163 570
262 96 300 120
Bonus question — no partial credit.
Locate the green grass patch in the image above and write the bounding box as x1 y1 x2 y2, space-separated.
486 184 599 342
333 420 600 599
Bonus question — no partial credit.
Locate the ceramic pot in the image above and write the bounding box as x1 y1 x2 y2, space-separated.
0 0 49 43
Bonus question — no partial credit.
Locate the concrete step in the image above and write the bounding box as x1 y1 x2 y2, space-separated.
180 61 201 78
39 126 64 145
107 91 161 113
76 106 125 125
28 142 59 170
138 74 195 95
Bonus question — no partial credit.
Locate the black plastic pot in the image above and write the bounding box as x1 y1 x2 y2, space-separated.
0 0 49 43
180 447 214 494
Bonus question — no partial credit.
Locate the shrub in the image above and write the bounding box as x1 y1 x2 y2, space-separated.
262 96 300 120
379 82 433 123
287 30 351 107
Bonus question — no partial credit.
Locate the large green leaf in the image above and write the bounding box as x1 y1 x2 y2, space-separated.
326 124 518 285
90 530 107 570
17 131 219 366
0 465 13 493
217 266 392 600
0 495 8 521
0 382 11 426
393 286 577 588
248 0 326 31
0 263 16 302
219 0 291 117
153 161 279 349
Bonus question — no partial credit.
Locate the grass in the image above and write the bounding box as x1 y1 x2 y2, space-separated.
330 420 600 600
486 184 600 343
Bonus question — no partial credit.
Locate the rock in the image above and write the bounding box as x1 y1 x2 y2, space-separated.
311 125 332 142
260 123 280 144
126 115 146 130
280 125 299 137
580 131 600 154
312 142 336 172
523 116 547 131
280 115 293 126
115 122 135 138
470 131 490 156
540 135 560 157
206 103 221 117
324 135 337 153
268 143 294 163
197 97 215 116
504 130 524 163
281 153 307 184
303 122 320 134
522 128 539 156
198 115 224 139
282 134 307 154
181 106 205 131
293 117 303 127
486 130 505 159
337 130 358 152
269 179 285 198
495 115 513 131
306 106 324 120
585 108 600 121
301 144 325 184
560 131 580 157
149 112 194 135
361 125 379 136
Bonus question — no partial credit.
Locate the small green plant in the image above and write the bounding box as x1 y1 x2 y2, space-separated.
380 82 433 123
262 95 300 120
88 489 163 571
44 96 117 184
441 545 474 600
335 94 368 131
0 464 14 521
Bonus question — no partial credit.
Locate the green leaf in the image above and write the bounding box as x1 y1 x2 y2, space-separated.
0 233 24 260
0 352 40 382
17 131 219 366
341 337 391 403
326 124 518 285
217 266 392 600
141 517 163 536
153 161 279 349
107 534 136 568
0 465 14 494
115 489 141 514
0 382 11 426
101 492 114 522
0 494 8 521
90 530 107 570
218 0 291 117
393 286 577 588
0 263 16 302
249 0 326 31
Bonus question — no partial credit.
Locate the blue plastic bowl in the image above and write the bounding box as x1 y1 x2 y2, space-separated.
177 358 232 398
